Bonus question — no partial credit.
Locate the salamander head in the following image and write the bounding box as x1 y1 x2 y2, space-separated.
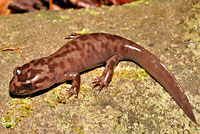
9 58 56 96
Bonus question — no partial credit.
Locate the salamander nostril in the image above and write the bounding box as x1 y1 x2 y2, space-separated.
21 83 32 89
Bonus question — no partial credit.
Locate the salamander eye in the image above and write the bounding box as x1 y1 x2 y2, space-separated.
21 83 32 89
14 67 21 75
16 69 21 75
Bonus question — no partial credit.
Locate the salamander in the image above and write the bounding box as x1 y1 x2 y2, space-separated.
9 33 197 123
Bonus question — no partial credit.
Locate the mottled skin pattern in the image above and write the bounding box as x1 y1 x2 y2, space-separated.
9 33 196 123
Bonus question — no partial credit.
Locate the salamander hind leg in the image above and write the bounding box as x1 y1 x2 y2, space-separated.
91 55 122 95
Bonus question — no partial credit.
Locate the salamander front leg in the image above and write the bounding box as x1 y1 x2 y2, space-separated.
65 73 80 98
92 55 122 94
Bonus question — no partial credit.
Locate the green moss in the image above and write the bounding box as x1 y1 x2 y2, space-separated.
33 11 71 22
85 9 101 15
20 98 30 104
8 98 17 104
2 98 33 129
108 5 116 12
167 65 173 70
192 4 200 10
122 0 146 7
135 68 150 81
73 128 86 134
35 12 59 21
113 66 136 81
120 27 129 31
2 115 19 129
60 15 70 20
86 64 149 83
75 28 90 34
44 82 86 105
44 86 62 107
113 65 149 82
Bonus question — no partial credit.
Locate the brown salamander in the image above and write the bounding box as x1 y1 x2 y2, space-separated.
9 33 197 123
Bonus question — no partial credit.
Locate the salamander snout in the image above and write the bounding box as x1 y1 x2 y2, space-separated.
9 73 37 96
9 64 39 95
9 60 57 96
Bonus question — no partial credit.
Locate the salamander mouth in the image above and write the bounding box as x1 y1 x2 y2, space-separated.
9 88 43 98
9 89 32 96
9 83 39 97
9 83 51 98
